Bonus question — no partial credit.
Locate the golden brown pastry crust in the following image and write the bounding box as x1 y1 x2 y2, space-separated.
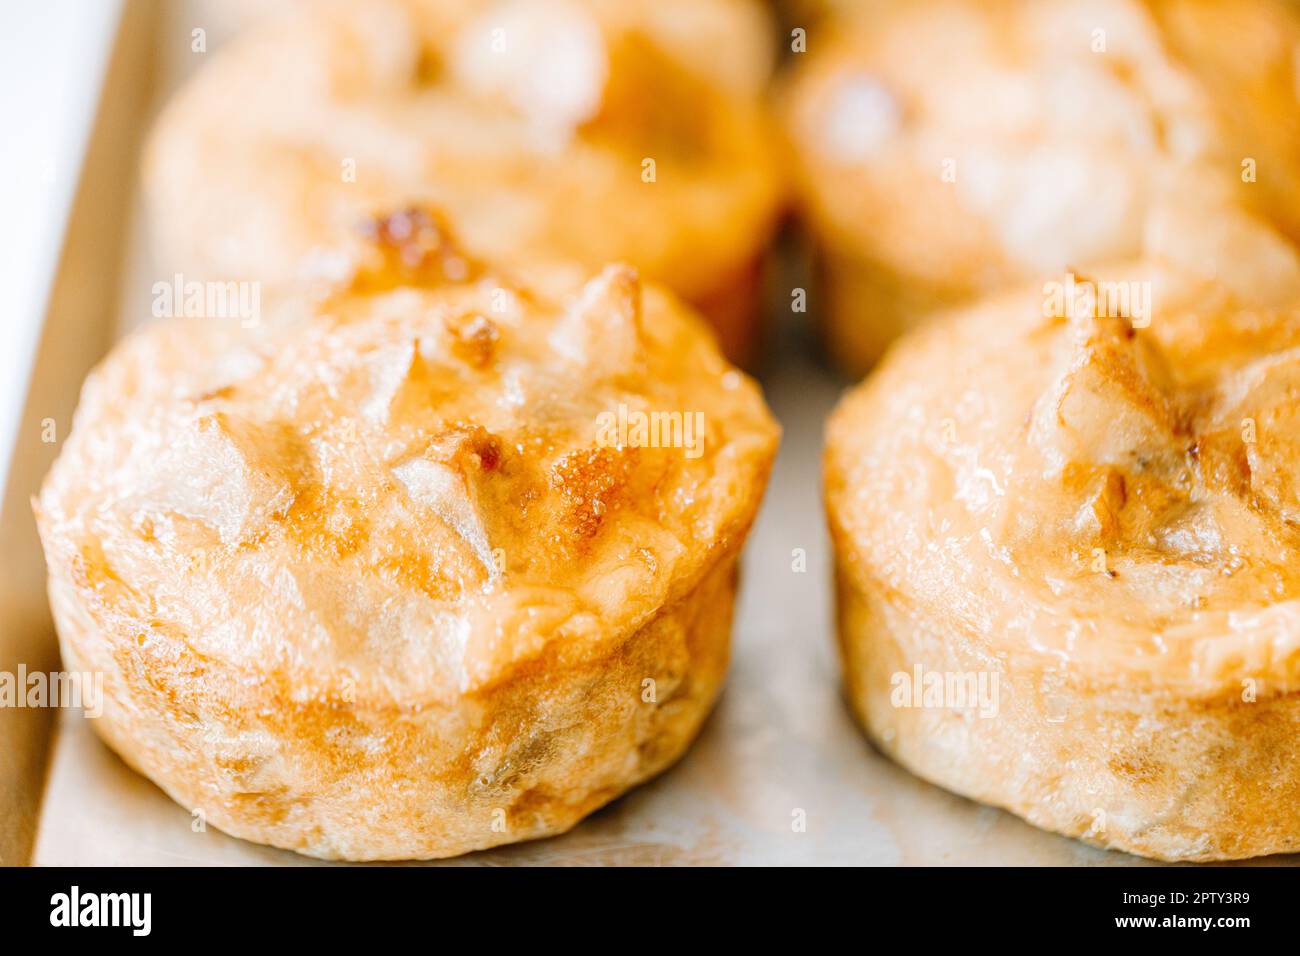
826 260 1300 861
144 0 783 362
36 221 779 860
783 0 1300 373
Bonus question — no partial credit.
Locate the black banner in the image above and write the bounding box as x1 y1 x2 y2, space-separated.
0 864 1284 941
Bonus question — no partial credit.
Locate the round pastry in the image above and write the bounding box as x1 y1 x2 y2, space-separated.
35 214 779 861
825 246 1300 861
144 0 781 365
782 0 1300 374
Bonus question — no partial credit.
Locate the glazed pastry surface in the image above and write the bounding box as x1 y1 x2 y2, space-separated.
37 219 779 859
830 269 1300 692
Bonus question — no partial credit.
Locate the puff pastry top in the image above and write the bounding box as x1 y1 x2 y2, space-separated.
785 0 1300 294
37 216 779 709
145 0 781 304
826 260 1300 698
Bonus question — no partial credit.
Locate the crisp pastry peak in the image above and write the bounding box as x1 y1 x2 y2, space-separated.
1027 276 1300 540
1196 347 1300 525
1030 297 1185 478
549 264 644 375
391 425 505 583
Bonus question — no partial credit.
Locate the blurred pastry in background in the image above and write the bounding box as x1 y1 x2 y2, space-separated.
825 247 1300 860
145 0 782 365
35 213 780 861
782 0 1300 374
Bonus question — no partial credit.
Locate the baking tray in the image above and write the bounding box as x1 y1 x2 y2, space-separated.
10 0 1296 867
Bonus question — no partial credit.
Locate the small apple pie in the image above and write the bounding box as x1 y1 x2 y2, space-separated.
826 251 1300 860
36 216 779 860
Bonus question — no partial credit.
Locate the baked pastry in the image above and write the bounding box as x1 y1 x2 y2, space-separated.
144 0 782 365
35 214 779 861
825 233 1300 859
783 0 1300 373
